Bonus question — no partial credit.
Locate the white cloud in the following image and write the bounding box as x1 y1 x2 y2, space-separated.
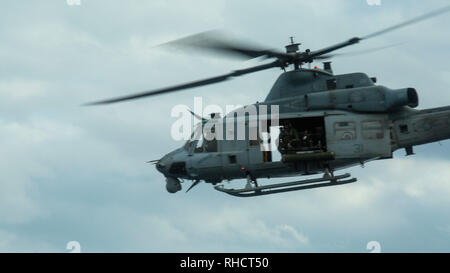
0 79 49 100
276 225 309 245
170 206 309 251
370 158 450 203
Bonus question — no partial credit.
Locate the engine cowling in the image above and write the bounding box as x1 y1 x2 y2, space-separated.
306 86 419 112
165 177 182 193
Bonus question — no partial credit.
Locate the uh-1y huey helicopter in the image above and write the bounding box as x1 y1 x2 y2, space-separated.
87 6 450 197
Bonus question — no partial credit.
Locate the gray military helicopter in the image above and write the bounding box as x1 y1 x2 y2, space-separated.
88 6 450 197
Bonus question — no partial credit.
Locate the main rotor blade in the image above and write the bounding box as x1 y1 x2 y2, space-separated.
307 37 361 60
85 60 281 105
362 5 450 40
163 30 291 61
307 5 450 61
199 40 291 60
316 43 403 60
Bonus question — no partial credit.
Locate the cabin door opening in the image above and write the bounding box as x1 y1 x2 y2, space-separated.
278 116 327 155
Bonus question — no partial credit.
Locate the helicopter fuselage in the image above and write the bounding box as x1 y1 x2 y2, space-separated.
156 69 450 193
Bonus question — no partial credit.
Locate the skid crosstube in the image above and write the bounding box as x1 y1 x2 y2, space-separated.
214 173 357 197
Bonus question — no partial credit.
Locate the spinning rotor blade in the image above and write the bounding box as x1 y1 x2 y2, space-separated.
362 5 450 40
198 40 290 60
306 37 361 61
316 43 403 60
163 30 291 61
85 60 281 105
307 5 450 61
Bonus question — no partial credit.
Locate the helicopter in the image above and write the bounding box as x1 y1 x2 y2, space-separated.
87 6 450 197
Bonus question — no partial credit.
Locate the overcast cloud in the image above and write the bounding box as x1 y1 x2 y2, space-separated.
1 0 450 252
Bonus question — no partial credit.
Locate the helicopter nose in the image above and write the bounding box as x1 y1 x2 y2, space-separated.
156 153 189 178
156 161 165 173
155 156 170 175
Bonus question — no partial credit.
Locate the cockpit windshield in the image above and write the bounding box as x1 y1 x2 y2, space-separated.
183 121 217 153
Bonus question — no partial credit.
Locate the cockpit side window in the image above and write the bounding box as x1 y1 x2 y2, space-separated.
194 137 205 153
194 131 218 153
183 131 196 151
185 122 218 153
185 120 217 153
204 138 217 152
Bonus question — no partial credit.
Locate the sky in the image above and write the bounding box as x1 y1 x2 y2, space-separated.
1 0 450 252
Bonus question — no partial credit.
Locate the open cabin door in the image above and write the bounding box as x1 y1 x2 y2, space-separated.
324 114 392 159
247 115 328 163
277 116 327 154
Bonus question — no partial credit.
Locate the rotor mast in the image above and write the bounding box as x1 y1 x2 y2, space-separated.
285 36 301 70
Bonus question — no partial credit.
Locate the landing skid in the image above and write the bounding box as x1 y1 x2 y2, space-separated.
214 173 357 197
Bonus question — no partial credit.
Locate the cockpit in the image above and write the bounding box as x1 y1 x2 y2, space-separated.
183 121 218 153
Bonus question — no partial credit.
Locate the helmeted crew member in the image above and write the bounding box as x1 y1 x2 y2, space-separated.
280 121 300 152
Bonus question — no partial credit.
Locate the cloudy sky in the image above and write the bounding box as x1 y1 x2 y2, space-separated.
1 0 450 252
